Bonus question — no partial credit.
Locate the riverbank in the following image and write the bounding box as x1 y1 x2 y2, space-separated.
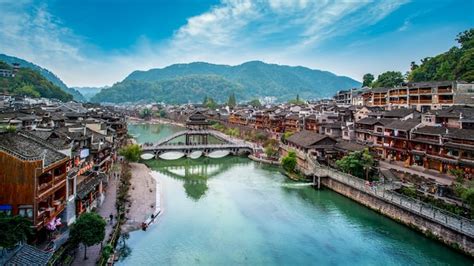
248 154 280 165
122 163 161 233
127 117 185 127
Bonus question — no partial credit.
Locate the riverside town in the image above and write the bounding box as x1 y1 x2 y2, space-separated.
0 1 474 265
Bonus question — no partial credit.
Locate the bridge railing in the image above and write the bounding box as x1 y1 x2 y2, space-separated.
312 161 474 237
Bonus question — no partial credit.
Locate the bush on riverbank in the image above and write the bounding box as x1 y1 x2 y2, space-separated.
282 151 297 173
398 186 472 219
119 144 142 162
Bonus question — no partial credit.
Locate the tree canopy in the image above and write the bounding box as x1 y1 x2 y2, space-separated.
407 28 474 83
372 71 404 88
362 73 374 87
0 214 33 249
336 149 375 180
247 99 262 107
203 96 218 109
0 60 73 101
227 92 236 108
119 144 142 162
282 151 297 173
70 212 107 260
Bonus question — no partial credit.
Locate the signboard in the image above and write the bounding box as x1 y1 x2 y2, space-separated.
80 149 89 159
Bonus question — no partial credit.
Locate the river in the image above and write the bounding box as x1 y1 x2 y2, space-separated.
120 123 472 265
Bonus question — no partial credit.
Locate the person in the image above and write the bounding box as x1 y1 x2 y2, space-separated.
109 213 113 224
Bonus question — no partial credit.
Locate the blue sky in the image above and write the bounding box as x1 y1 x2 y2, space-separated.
0 0 473 87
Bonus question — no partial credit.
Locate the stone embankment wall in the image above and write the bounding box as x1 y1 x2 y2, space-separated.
321 177 474 256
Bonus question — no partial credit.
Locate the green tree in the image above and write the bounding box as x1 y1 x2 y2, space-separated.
69 212 106 260
362 73 374 87
139 108 152 119
407 28 474 83
227 92 236 108
336 149 375 180
282 151 297 173
247 99 262 107
264 139 279 158
16 84 40 98
0 214 33 249
254 132 268 142
119 144 142 162
288 95 304 104
203 96 218 109
281 131 294 142
372 71 404 88
159 109 167 118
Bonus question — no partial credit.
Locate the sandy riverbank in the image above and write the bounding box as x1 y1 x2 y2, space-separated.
122 163 161 233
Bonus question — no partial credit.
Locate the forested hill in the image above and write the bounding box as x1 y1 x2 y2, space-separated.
0 54 85 101
92 75 243 104
408 29 474 83
92 61 360 103
0 60 73 102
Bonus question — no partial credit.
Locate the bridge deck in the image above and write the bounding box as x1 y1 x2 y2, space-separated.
142 130 254 152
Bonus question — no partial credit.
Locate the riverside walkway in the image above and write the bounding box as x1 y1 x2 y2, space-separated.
310 160 474 238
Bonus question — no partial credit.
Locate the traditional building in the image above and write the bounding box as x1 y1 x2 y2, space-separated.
280 131 337 173
0 131 69 232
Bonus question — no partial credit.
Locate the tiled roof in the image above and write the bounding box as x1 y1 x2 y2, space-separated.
413 126 447 136
356 117 394 126
287 130 333 148
6 244 52 266
446 128 474 141
0 131 68 166
385 119 421 131
335 141 366 152
383 108 418 118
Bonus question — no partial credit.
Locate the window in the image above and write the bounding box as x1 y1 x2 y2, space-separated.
0 205 12 215
18 205 33 218
344 132 348 136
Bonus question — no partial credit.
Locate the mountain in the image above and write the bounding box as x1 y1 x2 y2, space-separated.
0 61 73 101
92 75 243 104
92 61 360 103
73 86 107 101
0 54 85 102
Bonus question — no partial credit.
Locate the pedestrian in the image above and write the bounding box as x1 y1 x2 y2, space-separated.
109 213 113 224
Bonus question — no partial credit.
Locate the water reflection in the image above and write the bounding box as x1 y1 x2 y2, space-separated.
146 157 251 200
116 232 132 261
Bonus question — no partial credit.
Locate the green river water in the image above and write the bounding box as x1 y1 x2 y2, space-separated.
120 123 473 265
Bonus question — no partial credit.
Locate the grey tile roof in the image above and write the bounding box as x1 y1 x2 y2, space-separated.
356 117 394 126
287 130 333 148
385 119 421 131
0 131 68 167
6 244 53 266
383 108 418 118
335 141 366 152
413 126 447 136
446 128 474 141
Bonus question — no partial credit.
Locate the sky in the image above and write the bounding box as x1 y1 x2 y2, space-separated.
0 0 473 87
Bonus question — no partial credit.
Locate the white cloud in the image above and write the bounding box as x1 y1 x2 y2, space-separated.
0 0 409 86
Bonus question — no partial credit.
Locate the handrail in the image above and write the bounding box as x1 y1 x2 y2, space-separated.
311 160 474 237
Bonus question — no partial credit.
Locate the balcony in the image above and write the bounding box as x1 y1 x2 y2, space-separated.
419 89 432 94
438 87 453 94
38 182 52 193
439 99 454 104
419 99 433 104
